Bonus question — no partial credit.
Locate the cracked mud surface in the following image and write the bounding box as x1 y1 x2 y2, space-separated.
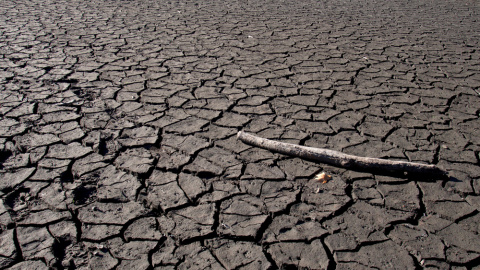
1 0 480 269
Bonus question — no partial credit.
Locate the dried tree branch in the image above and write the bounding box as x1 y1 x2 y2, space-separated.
237 131 448 177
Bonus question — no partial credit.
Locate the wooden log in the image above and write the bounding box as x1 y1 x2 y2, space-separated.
237 131 448 177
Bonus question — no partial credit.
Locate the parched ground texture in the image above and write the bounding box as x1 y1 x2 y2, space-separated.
1 0 480 269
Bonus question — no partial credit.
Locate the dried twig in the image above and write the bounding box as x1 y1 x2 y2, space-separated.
237 131 448 177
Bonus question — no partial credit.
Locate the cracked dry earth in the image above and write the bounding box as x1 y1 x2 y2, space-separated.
0 0 480 269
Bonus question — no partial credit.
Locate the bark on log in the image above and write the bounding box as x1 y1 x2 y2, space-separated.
237 131 448 177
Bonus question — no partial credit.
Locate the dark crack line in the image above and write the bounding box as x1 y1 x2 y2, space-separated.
12 227 24 262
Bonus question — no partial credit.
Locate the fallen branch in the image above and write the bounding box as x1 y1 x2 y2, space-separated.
237 131 448 177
